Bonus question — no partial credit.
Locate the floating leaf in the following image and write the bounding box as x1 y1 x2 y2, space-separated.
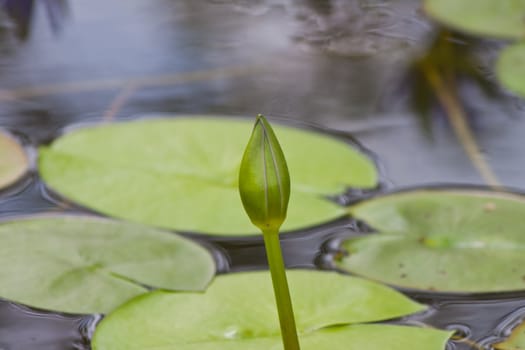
497 43 525 98
423 0 525 39
92 270 451 350
336 189 525 292
0 216 215 314
0 130 29 190
39 117 378 235
494 321 525 349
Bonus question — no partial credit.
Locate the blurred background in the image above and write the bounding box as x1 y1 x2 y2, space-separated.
0 0 523 189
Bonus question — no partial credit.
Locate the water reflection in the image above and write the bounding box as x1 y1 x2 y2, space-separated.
405 30 505 132
0 0 68 40
0 299 95 350
291 0 413 56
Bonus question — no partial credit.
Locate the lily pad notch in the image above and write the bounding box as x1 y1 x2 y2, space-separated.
335 187 525 293
0 215 216 314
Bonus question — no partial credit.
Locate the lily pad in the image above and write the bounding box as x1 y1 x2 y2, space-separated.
335 189 525 293
423 0 525 39
497 43 525 98
494 321 525 349
0 130 29 190
0 216 215 314
39 117 378 235
92 270 451 350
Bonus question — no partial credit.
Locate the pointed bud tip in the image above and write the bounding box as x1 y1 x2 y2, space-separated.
255 114 265 126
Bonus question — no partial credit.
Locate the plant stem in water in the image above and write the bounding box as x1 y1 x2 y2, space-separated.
263 228 301 350
421 62 502 189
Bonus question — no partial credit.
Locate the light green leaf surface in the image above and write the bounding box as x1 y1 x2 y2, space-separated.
424 0 525 39
0 216 215 314
39 117 378 235
92 270 451 350
336 190 525 292
0 130 28 190
495 321 525 349
497 43 525 98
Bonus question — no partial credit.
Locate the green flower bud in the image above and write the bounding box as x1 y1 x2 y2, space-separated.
239 115 291 232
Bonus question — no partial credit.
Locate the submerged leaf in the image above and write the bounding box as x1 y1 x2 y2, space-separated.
92 270 451 350
0 130 29 190
239 115 290 231
336 189 525 292
0 216 215 313
424 0 525 39
39 117 378 235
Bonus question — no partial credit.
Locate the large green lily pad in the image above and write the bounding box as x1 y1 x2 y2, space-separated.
335 189 525 293
494 321 525 349
0 216 215 314
92 270 451 350
497 43 525 98
39 117 378 235
423 0 525 39
0 130 29 190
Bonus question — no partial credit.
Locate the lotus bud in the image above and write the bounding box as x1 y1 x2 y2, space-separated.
239 115 291 232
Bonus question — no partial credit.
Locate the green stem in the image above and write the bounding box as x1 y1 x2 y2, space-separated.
262 229 301 350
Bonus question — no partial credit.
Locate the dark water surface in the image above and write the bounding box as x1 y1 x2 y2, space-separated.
1 0 525 349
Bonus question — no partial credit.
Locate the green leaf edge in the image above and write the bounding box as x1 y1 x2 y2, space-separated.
423 0 525 40
493 321 525 349
0 129 29 190
38 116 378 236
92 270 452 350
339 188 525 293
497 43 525 98
0 214 217 314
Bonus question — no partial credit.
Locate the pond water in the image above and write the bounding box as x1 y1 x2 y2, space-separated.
1 0 525 349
